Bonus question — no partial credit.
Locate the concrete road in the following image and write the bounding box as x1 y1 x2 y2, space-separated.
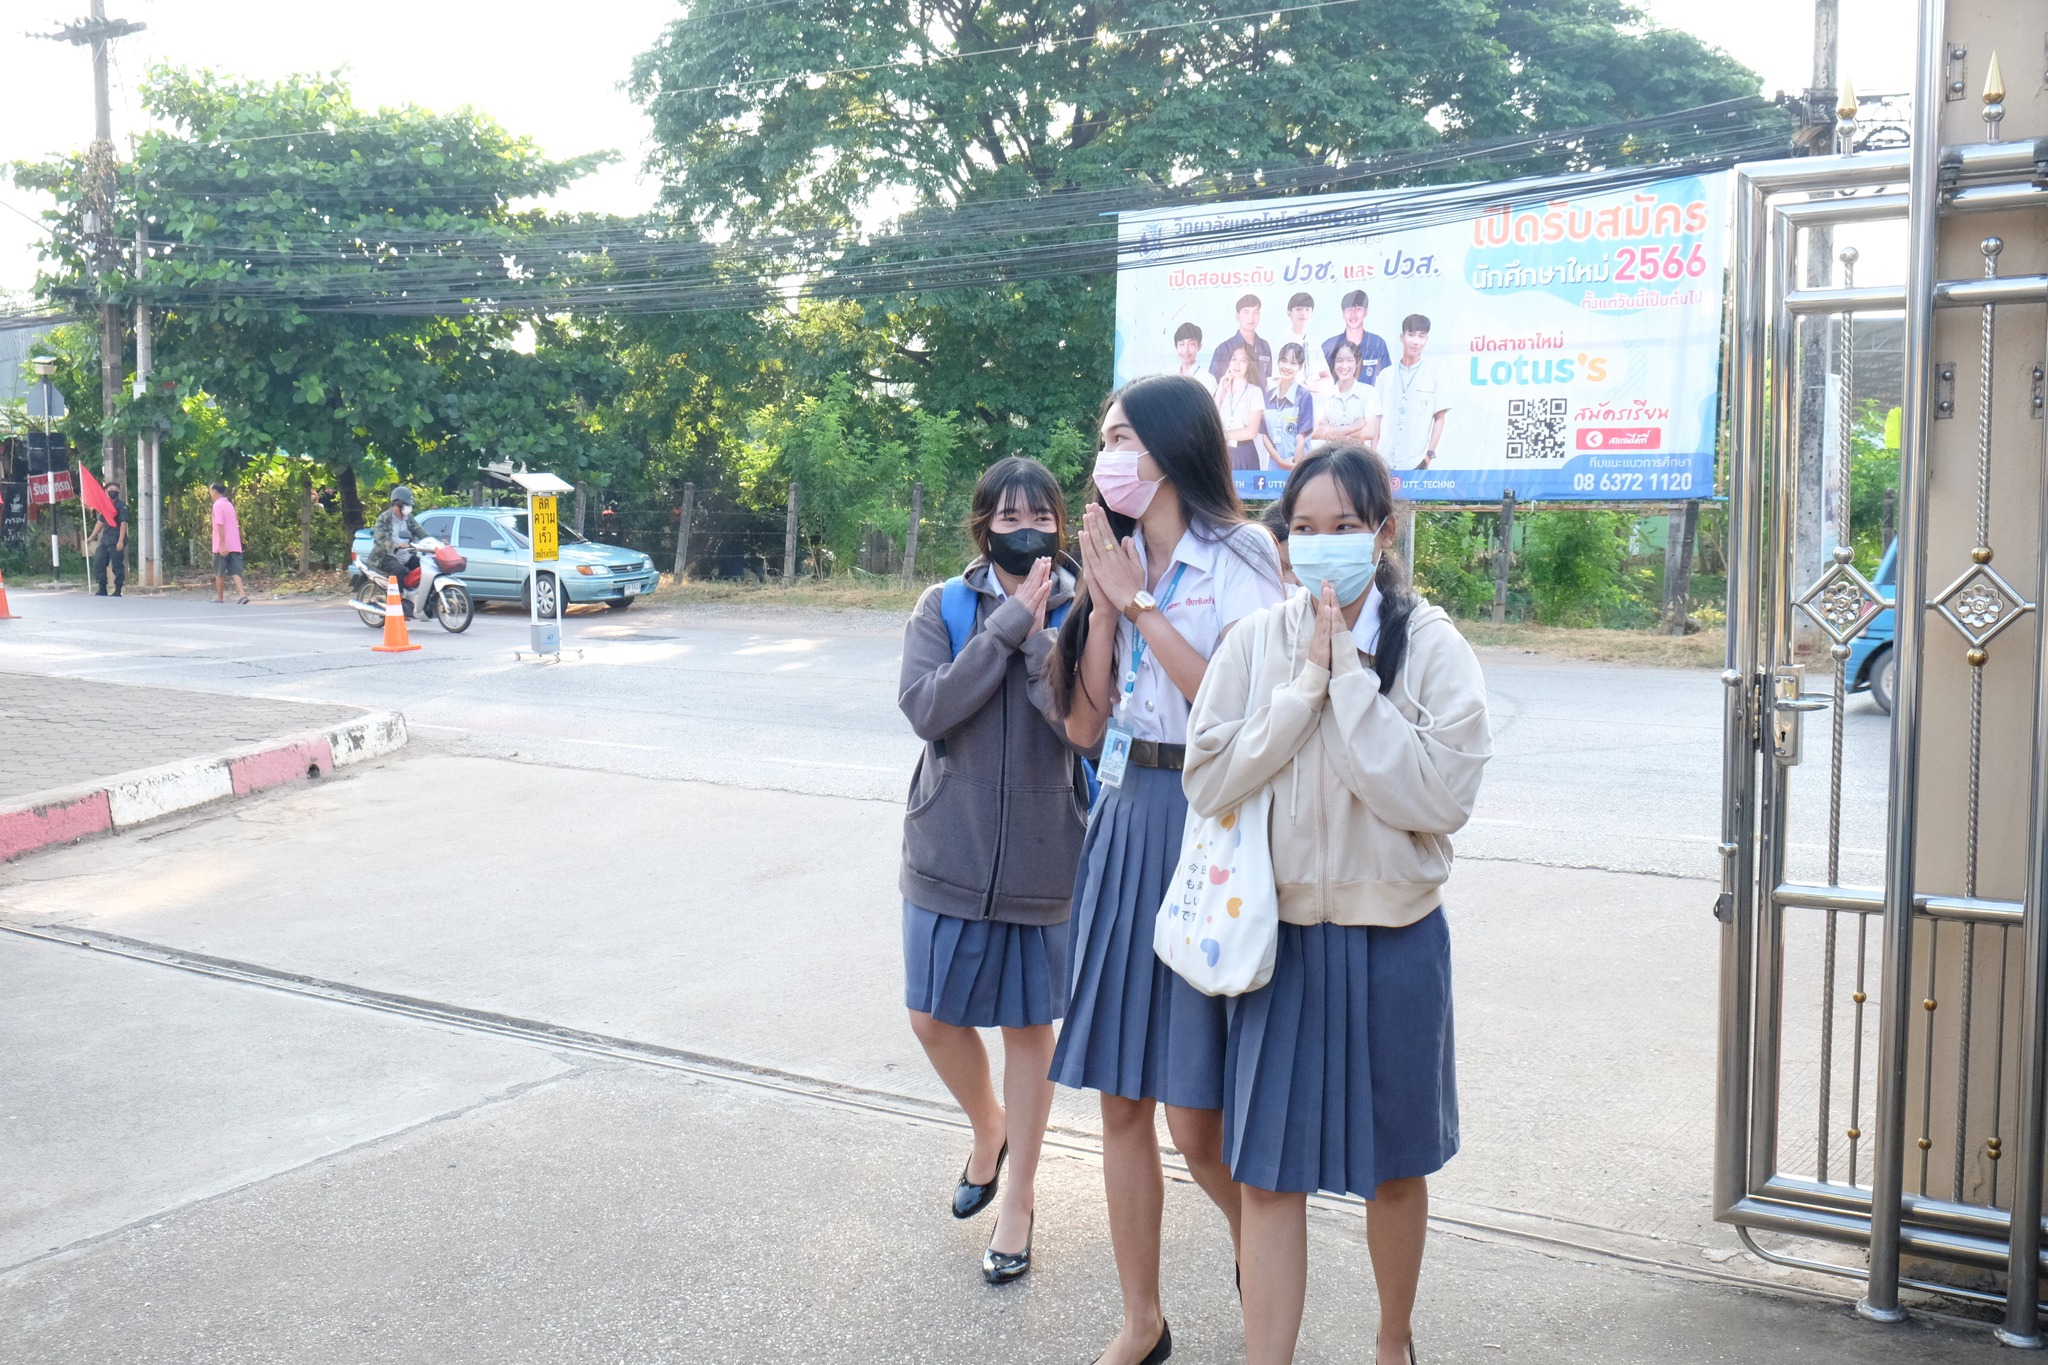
0 584 1891 880
1 584 1948 1360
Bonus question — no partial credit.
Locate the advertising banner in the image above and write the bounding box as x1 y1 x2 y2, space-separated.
1113 171 1729 502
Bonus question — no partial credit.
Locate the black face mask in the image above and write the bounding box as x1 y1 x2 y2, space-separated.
986 527 1060 576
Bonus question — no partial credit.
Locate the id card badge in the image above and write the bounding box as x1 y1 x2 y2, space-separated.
1097 724 1134 789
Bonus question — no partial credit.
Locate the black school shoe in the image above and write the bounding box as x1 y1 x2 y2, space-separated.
952 1143 1007 1219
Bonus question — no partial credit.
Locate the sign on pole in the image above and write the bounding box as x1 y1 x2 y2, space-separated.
1113 169 1730 503
532 494 559 564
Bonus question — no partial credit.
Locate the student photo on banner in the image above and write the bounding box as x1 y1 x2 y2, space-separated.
1281 291 1333 394
1172 321 1218 394
1321 289 1392 386
1258 342 1316 472
1213 338 1268 472
1379 314 1451 469
1311 339 1381 454
1208 293 1272 382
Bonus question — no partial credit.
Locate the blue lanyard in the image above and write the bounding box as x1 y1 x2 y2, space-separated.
1119 562 1189 714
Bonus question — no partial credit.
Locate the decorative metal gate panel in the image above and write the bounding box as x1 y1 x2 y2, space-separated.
1717 3 2048 1340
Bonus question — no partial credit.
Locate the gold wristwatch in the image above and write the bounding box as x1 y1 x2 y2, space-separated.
1123 590 1158 622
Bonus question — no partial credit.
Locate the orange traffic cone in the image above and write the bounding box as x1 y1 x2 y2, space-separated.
0 566 17 619
371 572 420 654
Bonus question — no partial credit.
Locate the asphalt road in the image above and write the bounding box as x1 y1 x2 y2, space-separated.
0 583 1891 881
3 583 1957 1361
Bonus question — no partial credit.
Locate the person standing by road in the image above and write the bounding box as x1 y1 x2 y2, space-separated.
210 481 247 604
91 478 127 597
1050 374 1284 1365
1184 444 1491 1365
897 456 1088 1287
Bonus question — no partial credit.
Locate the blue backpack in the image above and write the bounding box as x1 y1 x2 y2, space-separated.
940 576 1099 806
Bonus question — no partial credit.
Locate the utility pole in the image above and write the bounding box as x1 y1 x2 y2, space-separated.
38 4 147 489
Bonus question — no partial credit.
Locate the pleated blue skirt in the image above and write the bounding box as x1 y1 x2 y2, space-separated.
903 900 1069 1029
1224 912 1459 1197
1049 764 1228 1110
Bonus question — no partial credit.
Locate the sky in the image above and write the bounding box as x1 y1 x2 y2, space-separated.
0 0 1919 301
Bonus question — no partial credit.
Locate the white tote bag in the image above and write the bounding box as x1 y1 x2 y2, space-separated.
1154 622 1279 997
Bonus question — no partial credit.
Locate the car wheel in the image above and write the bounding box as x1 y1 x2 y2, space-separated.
524 572 562 620
435 582 474 633
1869 646 1895 715
606 597 634 611
353 581 387 628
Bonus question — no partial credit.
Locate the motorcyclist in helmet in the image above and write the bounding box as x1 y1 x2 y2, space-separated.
371 487 428 611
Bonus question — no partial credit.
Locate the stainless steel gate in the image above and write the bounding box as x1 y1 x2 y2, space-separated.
1718 9 2048 1340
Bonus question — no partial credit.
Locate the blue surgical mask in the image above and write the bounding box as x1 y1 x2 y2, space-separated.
1287 532 1380 606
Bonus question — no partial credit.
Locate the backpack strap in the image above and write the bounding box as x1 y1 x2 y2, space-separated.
939 575 978 659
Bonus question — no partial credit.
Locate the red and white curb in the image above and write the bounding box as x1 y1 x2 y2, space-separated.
0 711 408 863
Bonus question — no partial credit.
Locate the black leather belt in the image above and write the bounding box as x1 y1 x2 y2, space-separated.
1128 740 1185 771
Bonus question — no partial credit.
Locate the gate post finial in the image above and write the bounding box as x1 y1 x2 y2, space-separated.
1983 52 2006 140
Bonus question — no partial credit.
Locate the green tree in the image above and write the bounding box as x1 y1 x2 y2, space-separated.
631 0 1764 466
15 68 606 527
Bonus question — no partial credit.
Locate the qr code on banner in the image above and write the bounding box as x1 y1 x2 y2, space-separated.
1505 397 1568 460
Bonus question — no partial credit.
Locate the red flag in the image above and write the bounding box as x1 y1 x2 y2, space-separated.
77 463 116 524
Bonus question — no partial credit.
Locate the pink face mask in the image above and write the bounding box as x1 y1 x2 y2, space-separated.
1093 451 1162 519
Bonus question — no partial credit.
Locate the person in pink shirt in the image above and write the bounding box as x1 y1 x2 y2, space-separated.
210 481 247 604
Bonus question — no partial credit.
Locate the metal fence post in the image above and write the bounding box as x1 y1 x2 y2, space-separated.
674 483 694 581
1860 0 1947 1321
1491 491 1516 625
783 480 799 583
902 481 923 588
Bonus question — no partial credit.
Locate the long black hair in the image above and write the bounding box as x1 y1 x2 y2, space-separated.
1050 373 1257 718
1275 443 1416 692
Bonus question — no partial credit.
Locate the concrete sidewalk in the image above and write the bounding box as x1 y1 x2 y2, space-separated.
0 671 405 860
0 950 1999 1364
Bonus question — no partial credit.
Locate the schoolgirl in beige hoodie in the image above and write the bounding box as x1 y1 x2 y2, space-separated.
1183 444 1491 1365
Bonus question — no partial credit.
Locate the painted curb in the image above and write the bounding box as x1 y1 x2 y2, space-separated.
0 710 408 863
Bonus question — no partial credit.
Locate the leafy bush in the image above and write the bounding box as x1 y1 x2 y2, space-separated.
1521 509 1630 625
1410 511 1496 617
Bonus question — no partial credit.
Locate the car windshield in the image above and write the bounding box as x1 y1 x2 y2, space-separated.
487 512 589 547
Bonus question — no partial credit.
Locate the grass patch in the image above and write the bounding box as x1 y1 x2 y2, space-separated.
659 575 928 614
1461 620 1726 669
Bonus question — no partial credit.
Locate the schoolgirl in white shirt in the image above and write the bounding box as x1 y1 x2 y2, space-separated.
1049 373 1285 1365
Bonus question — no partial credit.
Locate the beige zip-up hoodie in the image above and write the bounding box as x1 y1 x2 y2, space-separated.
1183 590 1491 928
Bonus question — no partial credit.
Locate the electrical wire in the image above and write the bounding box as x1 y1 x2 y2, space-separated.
8 99 1789 322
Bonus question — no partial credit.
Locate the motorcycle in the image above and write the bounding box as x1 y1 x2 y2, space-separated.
351 537 475 633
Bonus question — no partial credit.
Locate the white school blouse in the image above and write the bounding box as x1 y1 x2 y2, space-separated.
1115 522 1285 744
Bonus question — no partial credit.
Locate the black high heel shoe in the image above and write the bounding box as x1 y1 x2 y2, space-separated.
1091 1321 1170 1365
952 1142 1007 1219
982 1211 1034 1284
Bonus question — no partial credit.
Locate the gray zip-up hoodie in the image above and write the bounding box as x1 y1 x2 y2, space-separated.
898 560 1089 926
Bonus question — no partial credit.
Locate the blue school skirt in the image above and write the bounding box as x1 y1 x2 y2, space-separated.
1223 911 1459 1197
1048 764 1228 1110
903 901 1068 1030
